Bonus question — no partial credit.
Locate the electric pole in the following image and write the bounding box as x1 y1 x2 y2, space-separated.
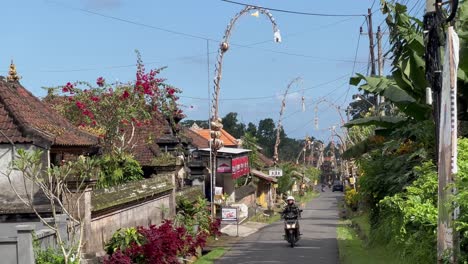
424 0 458 262
377 26 385 113
367 8 376 76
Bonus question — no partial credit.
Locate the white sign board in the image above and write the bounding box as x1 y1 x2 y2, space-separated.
221 207 238 221
269 169 283 177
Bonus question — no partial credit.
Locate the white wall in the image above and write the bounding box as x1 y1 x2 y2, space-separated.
0 144 48 211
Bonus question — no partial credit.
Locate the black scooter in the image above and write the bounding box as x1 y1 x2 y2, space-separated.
283 210 302 247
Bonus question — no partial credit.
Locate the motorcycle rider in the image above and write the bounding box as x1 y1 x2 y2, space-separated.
281 196 301 238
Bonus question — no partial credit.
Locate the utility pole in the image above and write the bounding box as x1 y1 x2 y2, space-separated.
377 26 385 111
367 8 376 76
424 0 459 262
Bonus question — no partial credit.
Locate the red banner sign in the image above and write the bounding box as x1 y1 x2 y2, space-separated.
232 156 250 179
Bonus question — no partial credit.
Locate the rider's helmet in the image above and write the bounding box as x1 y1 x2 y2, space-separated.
286 196 295 205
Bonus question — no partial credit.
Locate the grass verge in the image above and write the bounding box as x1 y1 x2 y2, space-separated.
194 247 227 264
337 219 399 264
297 191 319 205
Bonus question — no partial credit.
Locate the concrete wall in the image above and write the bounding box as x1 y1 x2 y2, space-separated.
237 193 256 207
87 193 172 255
0 144 49 213
216 174 235 203
0 225 36 264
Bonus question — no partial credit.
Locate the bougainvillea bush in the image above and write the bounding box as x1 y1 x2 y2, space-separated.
103 219 221 264
45 51 185 154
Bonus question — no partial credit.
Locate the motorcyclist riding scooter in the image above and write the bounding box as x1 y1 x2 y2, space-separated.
281 196 302 247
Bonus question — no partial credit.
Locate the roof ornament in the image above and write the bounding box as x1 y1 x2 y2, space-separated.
7 60 21 82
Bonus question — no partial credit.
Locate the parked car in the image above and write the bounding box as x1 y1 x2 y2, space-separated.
332 181 343 192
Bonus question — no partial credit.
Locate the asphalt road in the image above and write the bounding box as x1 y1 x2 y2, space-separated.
216 191 342 264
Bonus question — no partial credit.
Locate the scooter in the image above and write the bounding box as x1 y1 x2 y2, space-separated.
283 211 302 247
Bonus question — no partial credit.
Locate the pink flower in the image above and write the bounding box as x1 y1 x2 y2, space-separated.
96 77 105 87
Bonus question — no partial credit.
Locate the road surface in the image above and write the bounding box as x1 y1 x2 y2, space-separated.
216 191 342 264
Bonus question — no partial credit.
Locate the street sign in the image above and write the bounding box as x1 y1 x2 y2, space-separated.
221 207 238 221
269 169 283 177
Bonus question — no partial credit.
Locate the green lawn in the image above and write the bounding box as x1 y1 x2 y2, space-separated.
194 247 227 264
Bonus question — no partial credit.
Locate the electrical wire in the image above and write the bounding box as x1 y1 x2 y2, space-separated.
40 1 366 73
343 32 362 104
220 0 366 17
180 73 353 101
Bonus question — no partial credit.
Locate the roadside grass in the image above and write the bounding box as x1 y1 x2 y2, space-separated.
337 219 400 264
297 191 319 206
249 212 281 224
194 247 227 264
250 191 319 224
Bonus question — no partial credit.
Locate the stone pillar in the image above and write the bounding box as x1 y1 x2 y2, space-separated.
63 187 92 253
16 225 35 264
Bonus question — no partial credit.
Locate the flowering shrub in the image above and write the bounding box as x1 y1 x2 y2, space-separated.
104 220 208 264
45 51 184 154
344 187 359 211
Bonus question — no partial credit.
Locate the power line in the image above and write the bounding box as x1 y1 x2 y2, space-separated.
220 0 366 17
343 32 363 104
180 73 353 101
42 1 366 73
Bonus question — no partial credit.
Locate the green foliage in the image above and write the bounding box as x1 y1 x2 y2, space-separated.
276 163 297 194
35 248 78 264
104 227 143 255
33 235 78 264
455 138 468 262
97 152 143 189
221 112 246 139
344 115 407 128
256 118 276 157
241 132 263 169
304 166 320 183
151 152 176 166
175 196 213 236
372 161 437 263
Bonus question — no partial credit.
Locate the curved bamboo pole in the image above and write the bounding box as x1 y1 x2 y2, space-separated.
210 6 281 153
273 77 301 164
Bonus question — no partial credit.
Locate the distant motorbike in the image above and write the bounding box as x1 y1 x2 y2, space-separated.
283 210 302 247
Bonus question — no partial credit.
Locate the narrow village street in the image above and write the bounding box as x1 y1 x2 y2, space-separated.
217 191 342 264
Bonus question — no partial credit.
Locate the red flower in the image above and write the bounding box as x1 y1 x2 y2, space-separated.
167 87 175 95
91 96 100 102
96 77 105 87
83 110 94 119
121 90 130 100
62 82 74 93
76 101 86 110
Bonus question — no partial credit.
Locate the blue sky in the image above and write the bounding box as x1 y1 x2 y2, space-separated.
1 0 425 141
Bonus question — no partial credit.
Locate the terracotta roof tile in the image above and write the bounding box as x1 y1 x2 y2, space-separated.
181 127 209 148
0 79 98 147
194 129 238 147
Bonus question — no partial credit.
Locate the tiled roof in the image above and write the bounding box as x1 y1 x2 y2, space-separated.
251 169 277 183
258 152 274 167
181 127 209 148
130 113 178 166
194 129 238 147
0 79 98 147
